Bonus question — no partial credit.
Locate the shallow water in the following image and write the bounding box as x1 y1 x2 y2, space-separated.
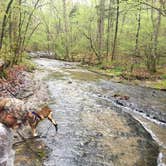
33 58 166 166
0 124 14 166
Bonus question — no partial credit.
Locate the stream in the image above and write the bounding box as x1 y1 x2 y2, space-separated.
33 58 166 166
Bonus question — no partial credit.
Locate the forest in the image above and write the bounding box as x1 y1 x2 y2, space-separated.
0 1 166 165
0 0 166 86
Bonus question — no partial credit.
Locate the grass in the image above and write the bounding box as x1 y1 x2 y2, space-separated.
151 80 166 89
20 58 36 72
161 74 166 79
85 60 166 90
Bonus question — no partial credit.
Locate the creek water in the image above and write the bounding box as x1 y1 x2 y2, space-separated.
0 124 14 166
33 58 166 166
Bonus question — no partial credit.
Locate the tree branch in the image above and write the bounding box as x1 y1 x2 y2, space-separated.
82 31 99 58
141 1 166 16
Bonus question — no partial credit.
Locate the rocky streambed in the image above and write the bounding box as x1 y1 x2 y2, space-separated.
35 58 166 166
0 58 166 166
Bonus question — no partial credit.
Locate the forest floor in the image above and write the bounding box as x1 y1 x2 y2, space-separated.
86 65 166 91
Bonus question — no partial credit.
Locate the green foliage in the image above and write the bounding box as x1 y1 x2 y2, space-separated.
20 58 36 72
0 69 7 79
0 47 13 63
17 52 36 71
152 80 166 89
0 0 165 74
161 75 166 80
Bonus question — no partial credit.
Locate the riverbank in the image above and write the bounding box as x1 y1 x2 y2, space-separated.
28 51 166 90
85 65 166 91
0 64 51 165
79 65 166 124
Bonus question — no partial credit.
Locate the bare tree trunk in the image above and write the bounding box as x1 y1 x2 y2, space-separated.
111 0 119 61
25 22 41 48
151 10 161 73
8 10 12 52
147 0 163 73
15 0 23 63
0 0 14 50
82 31 99 59
21 0 40 53
42 14 51 54
131 1 141 72
106 0 112 59
97 0 105 63
63 0 69 60
135 3 141 57
12 0 22 65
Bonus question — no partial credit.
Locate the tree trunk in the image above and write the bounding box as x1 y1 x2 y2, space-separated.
63 0 69 60
106 0 112 59
149 1 162 73
0 0 14 50
134 3 141 57
111 0 119 61
21 0 40 54
97 0 105 63
131 2 141 72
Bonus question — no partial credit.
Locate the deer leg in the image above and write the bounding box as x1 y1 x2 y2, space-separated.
48 112 58 132
31 127 38 137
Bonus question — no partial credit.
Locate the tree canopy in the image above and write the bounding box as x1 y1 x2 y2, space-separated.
0 0 165 73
